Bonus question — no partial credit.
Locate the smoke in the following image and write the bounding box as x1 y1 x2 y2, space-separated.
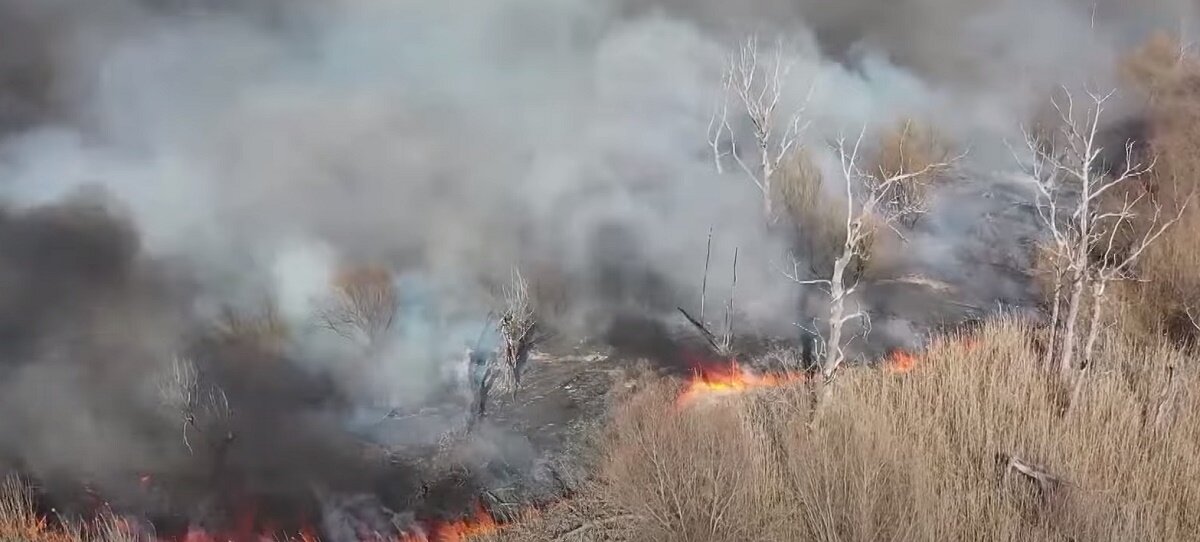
0 0 1193 533
0 190 192 490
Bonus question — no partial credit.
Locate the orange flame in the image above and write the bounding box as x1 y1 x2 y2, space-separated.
886 335 981 374
399 503 501 542
886 350 917 373
5 478 509 542
675 361 805 407
178 526 318 542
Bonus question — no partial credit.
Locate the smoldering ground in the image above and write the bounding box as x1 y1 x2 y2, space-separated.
0 192 569 536
0 0 1195 536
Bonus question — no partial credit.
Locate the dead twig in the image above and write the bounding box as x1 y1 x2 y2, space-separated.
999 453 1067 498
553 514 637 541
677 307 722 353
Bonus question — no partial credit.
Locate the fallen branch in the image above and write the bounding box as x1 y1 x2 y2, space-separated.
553 514 637 541
874 274 957 293
998 453 1066 499
677 307 722 352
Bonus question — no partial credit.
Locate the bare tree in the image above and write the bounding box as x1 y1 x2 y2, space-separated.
466 270 544 428
1018 88 1188 377
158 356 233 456
498 269 540 389
709 36 814 220
320 265 398 346
781 127 956 388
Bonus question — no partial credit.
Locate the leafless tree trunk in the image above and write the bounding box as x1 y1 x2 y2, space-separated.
700 227 712 323
709 36 813 221
680 247 740 357
719 247 738 353
1019 87 1188 381
1043 267 1064 370
1082 280 1107 367
781 127 957 397
1059 266 1087 374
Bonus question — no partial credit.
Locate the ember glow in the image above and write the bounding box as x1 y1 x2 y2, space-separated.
675 361 806 407
886 335 982 374
2 506 506 542
399 503 502 542
886 350 918 373
179 528 317 542
171 502 507 542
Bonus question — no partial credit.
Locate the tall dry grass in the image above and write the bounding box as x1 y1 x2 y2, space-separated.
525 318 1200 542
0 478 139 542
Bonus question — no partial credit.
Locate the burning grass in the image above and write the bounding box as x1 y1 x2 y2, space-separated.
0 478 139 542
674 360 806 408
398 503 503 542
675 344 938 408
486 319 1200 542
0 482 517 542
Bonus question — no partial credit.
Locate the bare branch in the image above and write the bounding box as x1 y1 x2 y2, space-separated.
498 269 540 390
712 35 815 219
1020 86 1186 377
782 123 963 411
320 265 398 345
158 356 232 455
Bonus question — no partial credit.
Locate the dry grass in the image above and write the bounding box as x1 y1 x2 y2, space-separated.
11 31 1200 542
496 318 1200 542
234 56 1200 539
0 478 138 542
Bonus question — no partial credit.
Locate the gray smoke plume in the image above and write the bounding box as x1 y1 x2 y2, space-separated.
0 0 1193 535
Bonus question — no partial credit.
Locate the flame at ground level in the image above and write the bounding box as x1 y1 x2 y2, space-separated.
400 503 502 542
1 499 509 542
886 350 918 373
675 361 806 407
886 335 981 374
175 503 505 542
677 337 986 404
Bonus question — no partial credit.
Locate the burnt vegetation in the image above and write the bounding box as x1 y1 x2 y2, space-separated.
3 6 1200 542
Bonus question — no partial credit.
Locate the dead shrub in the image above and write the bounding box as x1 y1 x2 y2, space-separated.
1115 33 1200 342
868 119 950 227
775 149 845 263
321 264 398 344
774 149 887 283
596 380 787 542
